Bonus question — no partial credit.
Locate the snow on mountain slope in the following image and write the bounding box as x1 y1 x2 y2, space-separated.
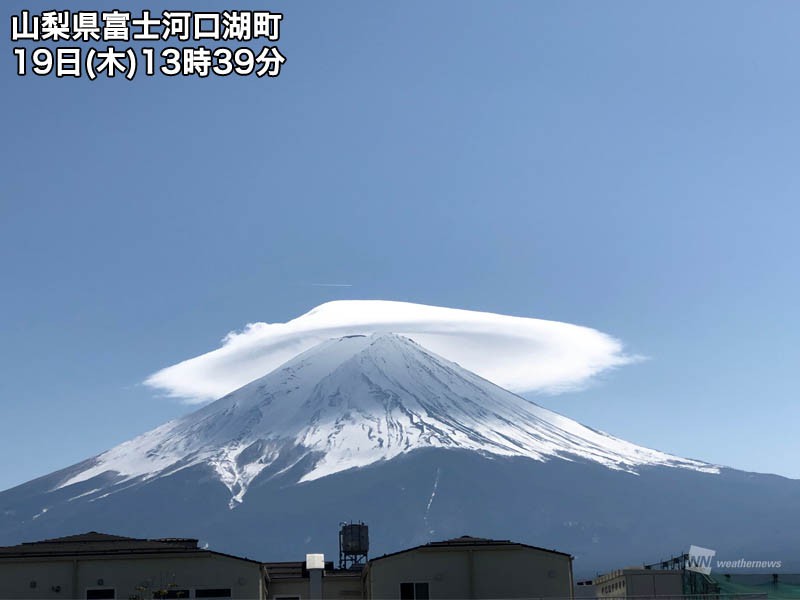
56 334 717 507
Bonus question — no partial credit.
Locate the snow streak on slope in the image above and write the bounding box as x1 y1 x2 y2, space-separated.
58 334 716 506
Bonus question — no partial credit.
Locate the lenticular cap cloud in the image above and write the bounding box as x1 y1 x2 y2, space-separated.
145 300 637 403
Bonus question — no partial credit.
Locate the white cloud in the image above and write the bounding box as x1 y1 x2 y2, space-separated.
145 300 638 404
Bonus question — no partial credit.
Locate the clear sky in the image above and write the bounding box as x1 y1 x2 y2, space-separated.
1 1 798 492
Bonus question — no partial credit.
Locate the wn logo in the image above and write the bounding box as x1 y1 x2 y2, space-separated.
688 545 717 575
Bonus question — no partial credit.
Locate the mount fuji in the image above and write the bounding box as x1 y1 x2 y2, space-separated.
1 333 798 576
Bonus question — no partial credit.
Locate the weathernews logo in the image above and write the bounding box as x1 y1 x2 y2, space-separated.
687 545 783 575
687 545 716 575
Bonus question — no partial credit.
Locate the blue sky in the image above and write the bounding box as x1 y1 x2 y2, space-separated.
1 1 798 491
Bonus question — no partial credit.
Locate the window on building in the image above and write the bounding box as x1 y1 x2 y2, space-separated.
195 591 231 599
400 582 429 600
86 590 115 600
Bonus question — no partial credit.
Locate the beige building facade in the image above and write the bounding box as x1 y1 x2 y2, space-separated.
362 536 574 600
0 533 267 600
593 568 682 600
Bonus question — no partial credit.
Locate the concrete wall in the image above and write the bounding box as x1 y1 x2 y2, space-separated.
628 572 681 599
0 560 74 600
267 575 361 599
319 576 362 600
267 578 307 599
595 570 682 600
0 553 265 600
364 546 573 600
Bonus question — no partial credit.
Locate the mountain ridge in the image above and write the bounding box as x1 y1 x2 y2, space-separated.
49 333 714 508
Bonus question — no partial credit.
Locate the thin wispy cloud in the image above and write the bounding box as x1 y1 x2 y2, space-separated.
146 300 639 404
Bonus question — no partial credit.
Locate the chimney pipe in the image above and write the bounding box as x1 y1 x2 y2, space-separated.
306 553 325 600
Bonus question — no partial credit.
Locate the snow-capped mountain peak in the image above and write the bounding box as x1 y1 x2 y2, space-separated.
56 333 717 506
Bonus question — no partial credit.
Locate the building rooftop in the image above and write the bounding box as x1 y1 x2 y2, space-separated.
370 535 572 562
0 531 260 564
428 535 519 547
